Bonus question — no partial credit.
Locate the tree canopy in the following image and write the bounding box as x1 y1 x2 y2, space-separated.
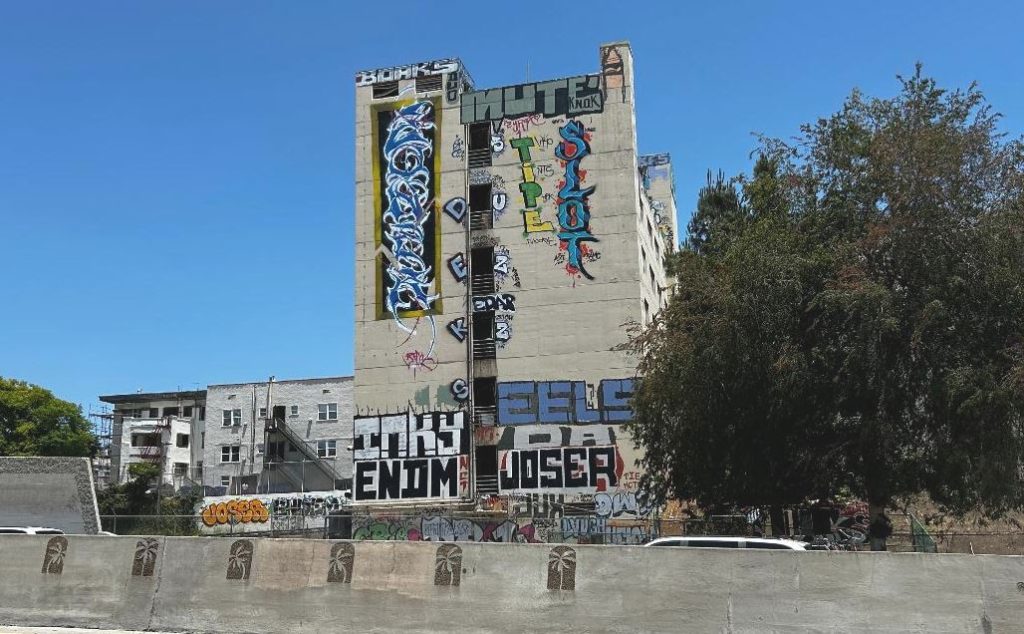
0 377 97 457
627 67 1024 517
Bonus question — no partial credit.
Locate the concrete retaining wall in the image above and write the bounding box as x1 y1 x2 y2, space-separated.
0 535 1021 632
0 458 100 534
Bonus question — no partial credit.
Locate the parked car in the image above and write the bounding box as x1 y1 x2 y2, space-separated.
644 536 807 550
0 527 65 535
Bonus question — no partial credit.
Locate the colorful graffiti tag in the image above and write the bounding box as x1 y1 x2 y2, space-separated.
555 119 599 279
374 98 442 357
460 75 604 124
201 499 271 527
496 378 635 425
353 411 469 502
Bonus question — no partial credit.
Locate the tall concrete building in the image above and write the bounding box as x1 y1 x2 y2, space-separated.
353 41 676 507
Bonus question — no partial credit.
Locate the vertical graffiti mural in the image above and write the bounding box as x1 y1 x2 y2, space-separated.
555 120 599 280
600 45 624 90
511 136 555 234
374 98 443 359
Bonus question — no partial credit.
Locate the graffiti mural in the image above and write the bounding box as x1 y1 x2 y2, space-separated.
442 196 466 224
434 545 463 586
450 378 470 403
461 76 604 124
352 514 542 543
511 136 555 234
555 119 599 279
356 58 460 87
374 98 443 360
197 491 351 534
496 378 634 425
353 411 469 502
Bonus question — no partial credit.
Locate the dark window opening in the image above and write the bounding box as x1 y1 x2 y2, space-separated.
472 311 496 360
182 405 193 417
468 122 492 168
162 406 179 417
148 408 159 418
476 445 498 476
415 75 442 93
372 81 399 99
469 184 493 230
471 246 495 295
474 376 497 408
272 405 286 422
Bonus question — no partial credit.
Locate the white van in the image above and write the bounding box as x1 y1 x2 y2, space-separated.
644 536 807 550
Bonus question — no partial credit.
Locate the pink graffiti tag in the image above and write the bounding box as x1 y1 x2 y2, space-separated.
403 350 437 376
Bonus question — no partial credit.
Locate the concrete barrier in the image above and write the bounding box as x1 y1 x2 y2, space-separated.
0 535 1022 632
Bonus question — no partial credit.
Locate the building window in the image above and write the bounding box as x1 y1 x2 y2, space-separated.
176 434 189 448
468 122 492 168
290 405 299 416
196 461 203 480
148 408 158 418
259 407 267 419
199 406 206 421
222 409 242 427
220 475 230 487
163 406 179 417
173 463 188 477
317 403 338 421
221 446 240 463
182 405 193 418
201 432 205 448
131 433 160 447
266 441 286 461
317 440 337 458
415 74 442 93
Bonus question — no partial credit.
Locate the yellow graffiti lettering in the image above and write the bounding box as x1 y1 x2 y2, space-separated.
523 210 554 233
200 499 270 527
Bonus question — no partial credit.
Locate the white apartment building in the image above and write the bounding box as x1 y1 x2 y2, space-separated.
98 390 206 490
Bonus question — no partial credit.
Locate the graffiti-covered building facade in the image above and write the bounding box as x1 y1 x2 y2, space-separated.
353 41 677 534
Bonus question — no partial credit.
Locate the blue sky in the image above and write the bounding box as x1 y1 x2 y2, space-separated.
2 0 1022 415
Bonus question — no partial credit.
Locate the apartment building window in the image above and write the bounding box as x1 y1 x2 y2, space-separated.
182 405 193 418
473 311 497 360
222 409 242 426
173 463 188 477
196 461 203 480
471 246 496 294
468 122 492 168
372 80 399 99
259 407 267 419
148 408 158 418
220 475 230 487
317 440 337 458
201 432 205 448
221 446 240 463
199 406 206 421
176 434 189 448
290 405 299 416
131 433 160 447
318 403 338 421
163 406 179 417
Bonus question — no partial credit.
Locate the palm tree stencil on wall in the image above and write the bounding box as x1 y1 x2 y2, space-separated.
547 546 576 591
327 543 354 583
132 538 159 577
433 544 462 587
226 539 254 580
41 536 68 575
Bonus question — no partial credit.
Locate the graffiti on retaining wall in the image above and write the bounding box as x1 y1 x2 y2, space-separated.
374 98 442 361
497 378 635 425
197 491 352 534
555 119 599 280
352 514 542 543
356 58 460 86
353 410 469 502
460 75 604 124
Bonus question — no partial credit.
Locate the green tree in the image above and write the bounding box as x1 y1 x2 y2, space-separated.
628 67 1024 526
0 377 97 457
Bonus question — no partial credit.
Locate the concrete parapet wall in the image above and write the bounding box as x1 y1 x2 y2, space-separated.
0 535 1022 632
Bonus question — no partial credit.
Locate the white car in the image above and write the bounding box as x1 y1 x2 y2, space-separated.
0 526 65 535
644 536 807 550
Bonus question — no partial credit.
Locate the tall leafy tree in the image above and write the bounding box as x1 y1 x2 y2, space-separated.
0 377 97 457
631 67 1024 520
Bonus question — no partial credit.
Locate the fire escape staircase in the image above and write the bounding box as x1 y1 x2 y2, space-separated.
260 415 345 492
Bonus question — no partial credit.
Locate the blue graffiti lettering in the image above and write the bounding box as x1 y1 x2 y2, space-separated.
496 379 635 425
555 120 598 280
